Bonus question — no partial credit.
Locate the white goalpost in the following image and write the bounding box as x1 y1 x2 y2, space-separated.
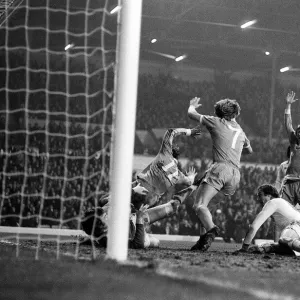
0 0 143 261
107 0 143 261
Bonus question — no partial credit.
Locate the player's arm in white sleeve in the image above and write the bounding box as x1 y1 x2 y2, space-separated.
242 200 277 250
284 91 298 138
242 136 253 155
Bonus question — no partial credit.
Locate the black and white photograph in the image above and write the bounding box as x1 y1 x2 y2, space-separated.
1 0 300 299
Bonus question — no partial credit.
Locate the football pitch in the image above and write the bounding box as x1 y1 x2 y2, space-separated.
1 239 300 300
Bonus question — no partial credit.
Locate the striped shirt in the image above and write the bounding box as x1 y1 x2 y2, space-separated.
137 128 192 196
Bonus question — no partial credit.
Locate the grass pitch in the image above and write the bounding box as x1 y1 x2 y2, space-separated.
1 239 300 300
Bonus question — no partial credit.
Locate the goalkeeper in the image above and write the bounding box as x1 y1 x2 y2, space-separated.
237 184 300 256
81 197 180 249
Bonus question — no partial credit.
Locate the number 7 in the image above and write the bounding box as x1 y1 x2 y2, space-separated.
228 125 241 149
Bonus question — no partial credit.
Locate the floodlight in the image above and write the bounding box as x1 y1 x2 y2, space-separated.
280 66 290 73
110 5 121 14
175 54 187 62
241 20 257 29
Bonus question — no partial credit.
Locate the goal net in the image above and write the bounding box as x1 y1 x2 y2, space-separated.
0 0 120 259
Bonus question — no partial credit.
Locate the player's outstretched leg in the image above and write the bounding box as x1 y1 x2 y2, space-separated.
143 200 180 224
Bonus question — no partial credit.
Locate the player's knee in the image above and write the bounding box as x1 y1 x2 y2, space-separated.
193 202 207 214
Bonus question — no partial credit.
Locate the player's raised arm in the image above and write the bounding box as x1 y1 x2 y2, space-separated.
284 91 298 137
188 97 203 122
241 200 277 251
159 126 201 155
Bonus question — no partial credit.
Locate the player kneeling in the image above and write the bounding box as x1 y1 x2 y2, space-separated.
80 200 180 249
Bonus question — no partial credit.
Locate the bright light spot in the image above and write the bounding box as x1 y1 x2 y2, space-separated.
64 43 74 51
265 51 270 56
151 38 157 44
175 54 187 62
241 19 257 29
280 66 290 73
110 5 121 14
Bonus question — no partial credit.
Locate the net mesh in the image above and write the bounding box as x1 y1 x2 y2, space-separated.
0 0 118 259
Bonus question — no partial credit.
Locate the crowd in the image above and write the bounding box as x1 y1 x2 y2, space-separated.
0 67 299 241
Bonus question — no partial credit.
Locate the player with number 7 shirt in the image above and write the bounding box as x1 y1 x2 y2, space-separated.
186 97 253 251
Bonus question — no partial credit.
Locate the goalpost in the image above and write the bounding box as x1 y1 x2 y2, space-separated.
107 0 143 261
0 0 143 261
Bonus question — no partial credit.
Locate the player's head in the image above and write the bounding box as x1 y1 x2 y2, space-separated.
286 146 291 159
214 98 241 121
81 206 109 246
172 144 180 159
256 184 279 206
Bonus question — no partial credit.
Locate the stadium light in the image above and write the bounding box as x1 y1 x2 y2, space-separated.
110 5 121 14
175 54 187 62
265 51 270 56
64 43 74 51
280 66 291 73
151 38 157 44
241 19 257 29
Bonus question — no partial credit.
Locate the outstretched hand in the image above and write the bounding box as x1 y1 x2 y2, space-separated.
286 91 298 104
186 167 197 183
137 203 149 214
187 166 197 177
136 204 149 223
133 183 149 195
190 97 202 109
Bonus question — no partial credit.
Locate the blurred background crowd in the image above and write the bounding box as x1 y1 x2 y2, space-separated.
0 70 298 242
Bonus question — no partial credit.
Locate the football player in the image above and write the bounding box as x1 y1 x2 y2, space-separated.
187 97 253 251
239 184 300 256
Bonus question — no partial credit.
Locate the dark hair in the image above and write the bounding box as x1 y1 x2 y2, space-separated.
214 98 241 121
286 146 291 159
172 144 180 159
257 184 279 205
81 207 108 241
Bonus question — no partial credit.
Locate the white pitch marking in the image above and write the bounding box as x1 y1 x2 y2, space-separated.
157 268 296 300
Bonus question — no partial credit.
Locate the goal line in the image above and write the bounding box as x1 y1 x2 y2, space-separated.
0 226 235 244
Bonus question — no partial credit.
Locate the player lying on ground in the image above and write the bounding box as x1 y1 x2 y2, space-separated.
238 184 300 256
81 199 180 249
186 97 253 251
